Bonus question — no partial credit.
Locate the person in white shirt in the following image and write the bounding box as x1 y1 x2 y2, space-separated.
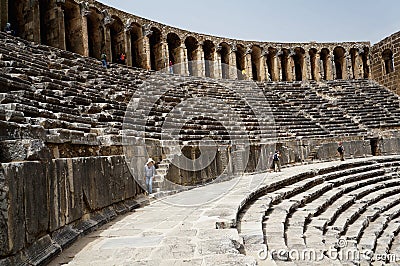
144 158 155 194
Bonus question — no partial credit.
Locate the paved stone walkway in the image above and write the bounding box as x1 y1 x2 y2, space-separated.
52 157 381 266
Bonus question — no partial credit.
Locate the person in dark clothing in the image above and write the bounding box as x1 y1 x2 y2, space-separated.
119 52 126 64
4 23 15 36
337 142 345 161
272 150 281 172
101 52 108 68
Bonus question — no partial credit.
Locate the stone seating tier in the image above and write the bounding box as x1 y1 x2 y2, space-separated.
237 158 400 264
1 33 400 149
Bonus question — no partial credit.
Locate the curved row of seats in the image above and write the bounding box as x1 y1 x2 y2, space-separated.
237 157 400 265
2 32 400 149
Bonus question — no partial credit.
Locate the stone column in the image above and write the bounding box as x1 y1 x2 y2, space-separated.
124 23 132 66
102 11 114 62
31 0 41 43
270 50 279 81
287 50 295 82
104 27 112 62
141 24 152 70
213 47 222 79
179 44 189 75
319 53 325 80
80 2 90 57
352 51 359 79
361 51 370 78
195 43 206 77
357 49 365 79
344 52 351 80
260 50 268 81
276 50 283 81
244 47 253 80
0 0 8 31
55 1 66 50
303 53 310 81
160 41 169 73
326 52 334 80
229 43 238 80
314 52 321 81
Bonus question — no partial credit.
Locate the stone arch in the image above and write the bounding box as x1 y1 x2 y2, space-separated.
129 22 143 68
185 36 199 76
235 44 246 80
38 0 53 46
309 48 319 81
109 16 125 63
320 48 331 80
293 47 306 81
219 42 230 79
203 40 215 78
64 0 85 55
167 32 181 73
251 45 262 81
333 46 346 79
87 7 104 59
267 47 278 81
279 49 290 81
149 27 162 70
382 48 394 74
7 0 25 39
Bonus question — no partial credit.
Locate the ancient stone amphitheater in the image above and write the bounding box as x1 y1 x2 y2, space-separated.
1 0 400 265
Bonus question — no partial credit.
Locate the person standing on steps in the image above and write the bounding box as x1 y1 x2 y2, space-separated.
4 22 15 36
241 69 246 79
101 52 108 68
337 142 345 161
169 60 173 74
119 52 126 65
272 150 281 172
144 158 156 194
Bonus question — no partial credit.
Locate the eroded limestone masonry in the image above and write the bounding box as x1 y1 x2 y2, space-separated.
2 0 374 82
371 31 400 94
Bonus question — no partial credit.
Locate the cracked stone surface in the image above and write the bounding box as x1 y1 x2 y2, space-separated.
49 157 400 265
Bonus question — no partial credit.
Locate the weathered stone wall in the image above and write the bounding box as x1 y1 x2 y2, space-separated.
1 1 400 263
0 156 146 264
8 0 38 42
379 137 400 155
164 137 396 185
371 31 400 94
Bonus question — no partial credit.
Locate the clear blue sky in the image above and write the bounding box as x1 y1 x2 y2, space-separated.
98 0 400 44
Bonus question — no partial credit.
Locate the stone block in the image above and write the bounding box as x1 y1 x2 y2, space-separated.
0 252 26 266
113 202 128 215
73 218 98 236
23 235 61 266
51 226 79 249
23 162 50 245
197 238 240 256
56 158 83 225
79 157 111 210
0 121 45 141
0 139 52 162
0 163 26 256
101 207 117 222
